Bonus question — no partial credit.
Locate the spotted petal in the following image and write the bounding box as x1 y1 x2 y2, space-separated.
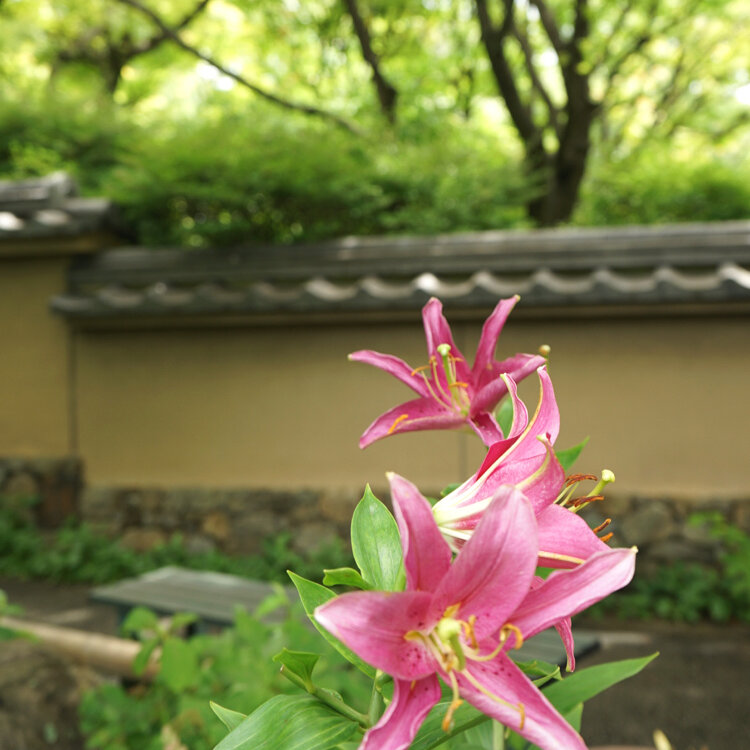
314 590 437 681
456 654 587 750
361 676 441 750
430 486 538 640
389 473 452 593
511 548 637 643
358 397 464 448
537 504 611 569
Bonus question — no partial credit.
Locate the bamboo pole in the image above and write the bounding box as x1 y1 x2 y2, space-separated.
0 615 159 680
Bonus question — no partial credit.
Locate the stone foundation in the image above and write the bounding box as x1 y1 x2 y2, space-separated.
0 457 82 527
582 493 750 574
2 456 749 565
79 485 365 557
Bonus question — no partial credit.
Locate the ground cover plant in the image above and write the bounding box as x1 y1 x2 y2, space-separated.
0 501 351 585
589 513 750 624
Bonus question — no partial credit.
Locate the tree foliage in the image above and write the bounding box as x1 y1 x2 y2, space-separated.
1 0 749 243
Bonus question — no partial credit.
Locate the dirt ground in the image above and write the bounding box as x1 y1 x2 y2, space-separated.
1 576 749 750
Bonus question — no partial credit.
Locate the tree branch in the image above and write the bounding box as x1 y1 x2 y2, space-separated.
115 0 361 134
509 16 560 136
528 0 564 54
130 0 212 56
341 0 398 123
474 0 540 145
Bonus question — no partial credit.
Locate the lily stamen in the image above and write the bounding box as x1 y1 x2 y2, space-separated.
461 669 526 730
593 518 612 534
387 414 410 435
441 670 464 732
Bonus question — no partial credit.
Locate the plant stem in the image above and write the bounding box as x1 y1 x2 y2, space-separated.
279 666 370 727
368 670 385 726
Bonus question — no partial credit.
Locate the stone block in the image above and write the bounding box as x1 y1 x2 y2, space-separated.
201 511 230 542
618 502 674 547
293 522 339 556
119 528 168 552
184 533 217 555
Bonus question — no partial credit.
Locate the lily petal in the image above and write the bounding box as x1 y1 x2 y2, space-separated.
511 547 636 642
469 412 504 445
349 350 431 398
389 473 452 593
456 654 587 750
422 298 470 382
471 297 520 380
500 367 560 464
361 676 441 750
431 487 538 640
358 397 464 448
314 590 437 681
472 353 546 415
536 504 611 568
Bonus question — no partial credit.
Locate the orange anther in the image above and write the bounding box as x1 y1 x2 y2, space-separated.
387 414 410 435
599 532 614 543
593 518 612 534
565 473 598 487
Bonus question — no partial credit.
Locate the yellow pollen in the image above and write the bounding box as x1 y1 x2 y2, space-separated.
499 623 524 650
462 615 478 649
443 603 461 619
441 669 463 732
387 414 410 435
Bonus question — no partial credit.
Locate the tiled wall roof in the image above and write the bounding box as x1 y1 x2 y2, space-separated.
51 222 750 323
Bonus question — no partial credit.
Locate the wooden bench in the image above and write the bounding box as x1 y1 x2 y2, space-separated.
90 566 599 666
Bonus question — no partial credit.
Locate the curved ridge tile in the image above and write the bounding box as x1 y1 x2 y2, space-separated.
473 270 532 296
655 266 721 292
719 262 750 289
96 285 145 308
594 267 657 294
360 275 417 299
305 277 358 301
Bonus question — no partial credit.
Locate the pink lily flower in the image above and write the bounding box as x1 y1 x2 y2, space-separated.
432 366 614 568
350 296 545 448
315 476 636 750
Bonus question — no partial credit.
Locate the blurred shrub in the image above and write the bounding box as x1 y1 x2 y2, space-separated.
575 150 750 226
0 500 351 585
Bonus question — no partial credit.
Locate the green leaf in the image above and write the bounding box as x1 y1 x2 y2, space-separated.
210 702 247 732
120 605 159 636
350 485 402 591
542 653 658 715
159 638 200 692
514 659 561 686
131 637 159 677
562 703 583 732
273 648 320 689
168 612 198 632
213 694 359 750
496 395 514 437
410 699 487 750
322 567 372 590
555 437 589 473
288 571 375 678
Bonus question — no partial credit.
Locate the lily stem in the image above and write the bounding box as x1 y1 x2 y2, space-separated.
368 670 385 726
279 665 370 728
